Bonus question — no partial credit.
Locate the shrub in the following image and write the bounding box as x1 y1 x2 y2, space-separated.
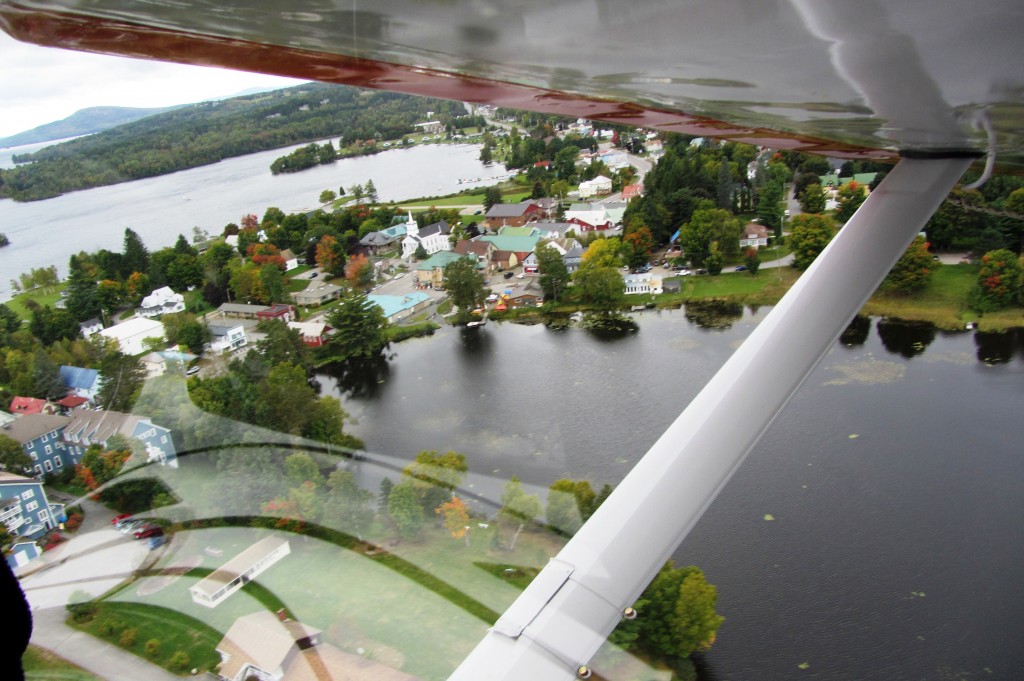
145 638 161 657
119 628 138 647
66 598 98 623
169 651 190 671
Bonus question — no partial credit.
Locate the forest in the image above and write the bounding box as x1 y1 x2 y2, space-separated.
0 82 467 202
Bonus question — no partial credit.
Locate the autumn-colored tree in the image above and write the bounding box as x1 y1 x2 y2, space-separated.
581 236 622 268
249 243 286 270
883 235 935 293
623 224 655 269
315 235 346 276
834 180 868 223
436 496 471 543
345 254 373 286
969 248 1023 312
240 213 259 229
743 247 762 275
124 271 151 305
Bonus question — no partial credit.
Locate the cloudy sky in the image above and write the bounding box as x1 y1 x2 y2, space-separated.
1 30 305 139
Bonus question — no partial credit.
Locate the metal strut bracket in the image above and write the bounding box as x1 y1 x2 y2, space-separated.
448 156 973 681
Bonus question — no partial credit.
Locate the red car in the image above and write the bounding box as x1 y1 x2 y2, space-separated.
112 514 132 526
133 525 164 540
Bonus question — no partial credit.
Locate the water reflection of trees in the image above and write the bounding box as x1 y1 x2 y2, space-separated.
876 319 936 358
839 315 872 347
974 329 1024 364
684 301 744 329
319 356 392 399
458 325 494 354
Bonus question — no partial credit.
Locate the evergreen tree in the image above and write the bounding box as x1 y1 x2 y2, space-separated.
121 228 150 279
325 288 389 362
64 255 101 323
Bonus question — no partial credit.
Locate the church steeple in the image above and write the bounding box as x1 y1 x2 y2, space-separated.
406 211 419 237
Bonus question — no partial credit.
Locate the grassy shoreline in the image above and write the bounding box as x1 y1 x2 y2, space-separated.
485 264 1023 331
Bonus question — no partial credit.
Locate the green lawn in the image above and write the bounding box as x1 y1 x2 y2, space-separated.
116 526 505 681
68 601 222 674
662 267 799 304
862 262 1024 330
286 278 310 293
24 645 102 681
6 284 67 320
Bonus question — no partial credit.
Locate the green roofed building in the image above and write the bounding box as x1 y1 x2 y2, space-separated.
415 251 477 289
478 234 542 257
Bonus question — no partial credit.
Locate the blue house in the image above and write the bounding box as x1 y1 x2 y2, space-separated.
3 409 179 476
2 413 72 477
0 471 60 540
59 365 102 403
63 409 179 469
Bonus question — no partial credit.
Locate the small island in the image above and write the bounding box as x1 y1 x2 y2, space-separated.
0 232 9 247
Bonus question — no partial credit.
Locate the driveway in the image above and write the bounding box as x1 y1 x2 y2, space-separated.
19 508 177 680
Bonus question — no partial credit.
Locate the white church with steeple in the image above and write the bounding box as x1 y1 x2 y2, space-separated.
401 211 453 260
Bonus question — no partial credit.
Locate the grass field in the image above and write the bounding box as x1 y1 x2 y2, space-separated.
655 263 1024 331
68 601 222 674
6 284 66 320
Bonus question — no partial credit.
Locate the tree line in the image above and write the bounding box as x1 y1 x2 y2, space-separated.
0 82 466 201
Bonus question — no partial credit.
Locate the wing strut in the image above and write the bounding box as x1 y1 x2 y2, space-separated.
449 156 973 680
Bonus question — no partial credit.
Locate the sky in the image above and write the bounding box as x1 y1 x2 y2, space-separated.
0 30 306 139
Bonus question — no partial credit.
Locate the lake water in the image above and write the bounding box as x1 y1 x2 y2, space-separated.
0 140 507 300
320 310 1023 681
4 135 1021 679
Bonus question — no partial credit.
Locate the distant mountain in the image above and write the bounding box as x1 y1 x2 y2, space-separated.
0 105 184 148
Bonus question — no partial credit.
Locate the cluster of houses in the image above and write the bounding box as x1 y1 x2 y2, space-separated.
1 363 180 565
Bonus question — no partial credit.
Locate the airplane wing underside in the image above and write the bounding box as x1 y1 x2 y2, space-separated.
2 0 1023 170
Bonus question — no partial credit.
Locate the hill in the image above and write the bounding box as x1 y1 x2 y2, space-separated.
0 82 468 202
0 105 181 148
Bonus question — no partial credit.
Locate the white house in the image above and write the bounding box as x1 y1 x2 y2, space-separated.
138 286 185 317
739 223 771 249
99 317 165 356
79 318 103 337
578 175 612 198
623 272 663 295
208 322 247 355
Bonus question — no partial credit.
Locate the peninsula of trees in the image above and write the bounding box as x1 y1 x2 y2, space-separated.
0 82 467 201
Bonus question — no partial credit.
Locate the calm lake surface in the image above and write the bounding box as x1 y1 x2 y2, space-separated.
0 140 507 300
4 137 1022 679
322 310 1024 680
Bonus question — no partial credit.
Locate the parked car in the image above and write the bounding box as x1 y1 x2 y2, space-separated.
148 535 168 550
186 365 200 376
117 519 144 534
309 272 318 278
734 265 747 272
111 513 132 525
134 524 164 540
504 271 514 279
